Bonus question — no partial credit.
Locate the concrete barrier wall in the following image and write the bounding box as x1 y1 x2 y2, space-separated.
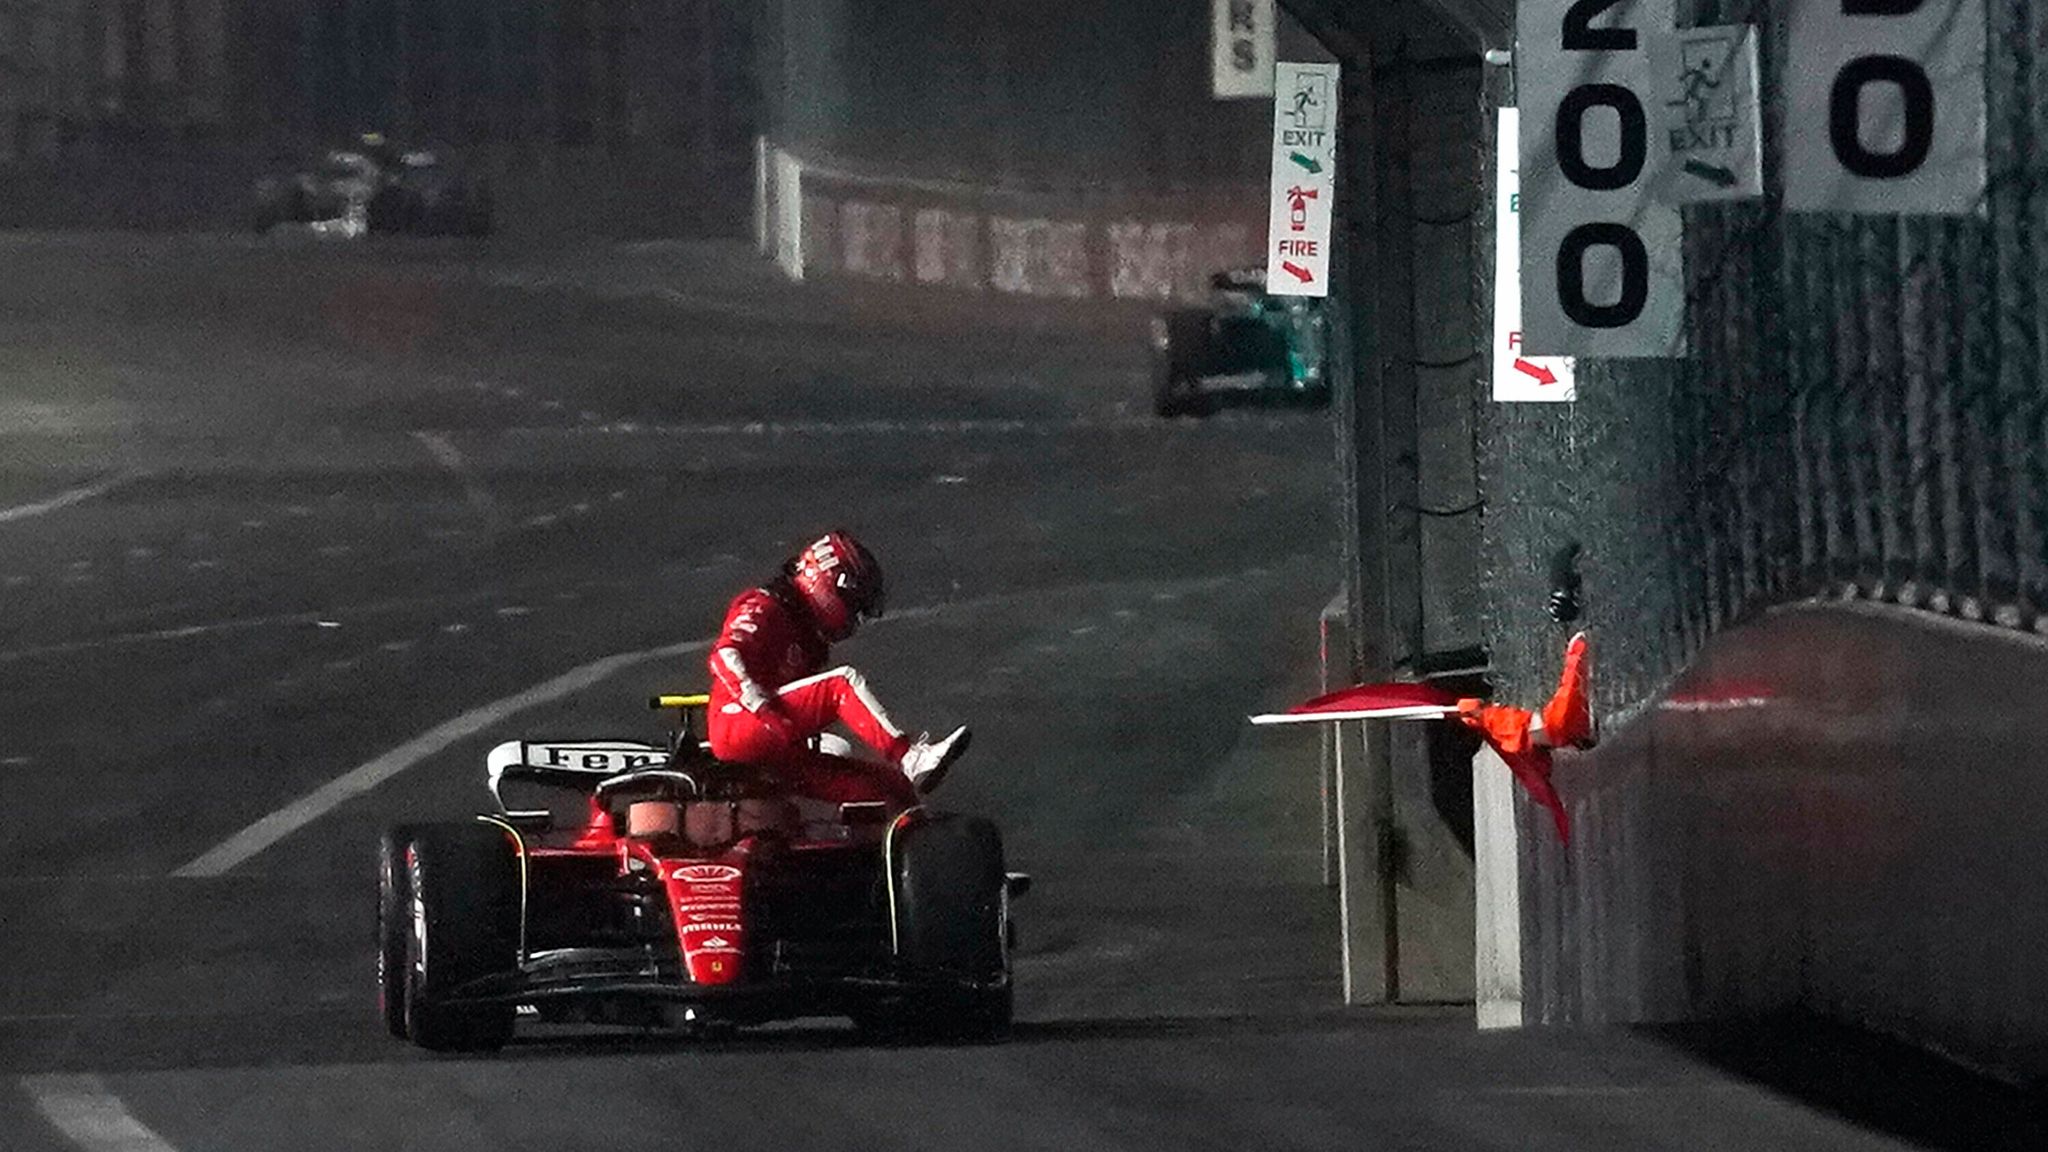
758 141 1263 305
1511 601 2048 1084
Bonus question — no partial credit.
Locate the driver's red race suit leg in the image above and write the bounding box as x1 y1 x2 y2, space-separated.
707 667 917 807
777 749 918 807
771 667 915 763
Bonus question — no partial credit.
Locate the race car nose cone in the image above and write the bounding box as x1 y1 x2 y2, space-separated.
661 861 747 986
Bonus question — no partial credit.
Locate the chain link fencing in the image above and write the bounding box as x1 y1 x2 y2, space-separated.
1479 0 2048 717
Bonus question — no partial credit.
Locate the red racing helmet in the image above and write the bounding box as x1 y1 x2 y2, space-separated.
787 530 886 641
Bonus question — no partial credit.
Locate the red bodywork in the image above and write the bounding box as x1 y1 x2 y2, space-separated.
384 713 1015 1047
658 852 749 985
523 787 873 996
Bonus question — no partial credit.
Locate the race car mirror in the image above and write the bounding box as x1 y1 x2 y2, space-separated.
683 801 737 849
626 800 682 838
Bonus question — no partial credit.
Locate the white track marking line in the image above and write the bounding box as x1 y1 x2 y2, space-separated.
0 1004 348 1023
0 473 140 525
0 583 555 662
22 1074 180 1152
172 567 1280 878
172 637 713 877
411 430 495 515
0 612 329 663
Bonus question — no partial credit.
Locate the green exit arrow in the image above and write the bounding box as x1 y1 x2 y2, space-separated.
1289 151 1323 174
1683 158 1739 189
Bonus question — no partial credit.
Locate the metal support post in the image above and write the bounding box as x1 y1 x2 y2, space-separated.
1318 590 1346 888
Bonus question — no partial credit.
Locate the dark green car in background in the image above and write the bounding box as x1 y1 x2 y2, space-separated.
1150 266 1330 417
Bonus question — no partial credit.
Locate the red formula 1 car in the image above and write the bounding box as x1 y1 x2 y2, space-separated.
377 695 1025 1051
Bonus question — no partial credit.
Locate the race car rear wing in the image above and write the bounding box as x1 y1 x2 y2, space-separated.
486 740 676 816
482 695 710 817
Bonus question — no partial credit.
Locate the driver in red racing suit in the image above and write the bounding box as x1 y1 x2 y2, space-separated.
707 531 970 808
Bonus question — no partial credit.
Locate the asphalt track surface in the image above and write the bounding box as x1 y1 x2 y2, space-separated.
0 233 2018 1151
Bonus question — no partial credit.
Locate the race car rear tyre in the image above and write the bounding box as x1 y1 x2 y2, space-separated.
399 822 520 1052
1152 361 1202 419
366 183 421 235
1295 383 1332 410
882 814 1013 1041
376 824 421 1038
251 181 293 234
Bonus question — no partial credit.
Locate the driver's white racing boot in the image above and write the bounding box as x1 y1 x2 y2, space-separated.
901 726 972 795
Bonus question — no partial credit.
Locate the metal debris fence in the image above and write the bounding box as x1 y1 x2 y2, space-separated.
1479 0 2048 716
759 142 1264 303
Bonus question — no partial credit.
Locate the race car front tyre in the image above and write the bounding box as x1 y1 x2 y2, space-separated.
880 814 1013 1041
1151 359 1199 419
397 822 521 1052
376 824 421 1038
251 180 288 234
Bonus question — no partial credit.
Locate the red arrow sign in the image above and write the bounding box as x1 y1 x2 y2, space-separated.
1513 359 1558 386
1280 261 1315 284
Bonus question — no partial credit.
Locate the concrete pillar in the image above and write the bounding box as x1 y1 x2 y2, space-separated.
773 0 849 153
1335 717 1397 1004
754 134 770 254
773 148 803 281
